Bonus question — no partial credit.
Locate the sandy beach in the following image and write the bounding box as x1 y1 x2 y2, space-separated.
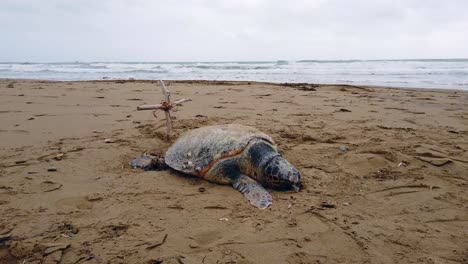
0 79 467 263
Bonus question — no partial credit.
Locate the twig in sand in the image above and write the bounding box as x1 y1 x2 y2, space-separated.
146 234 168 249
383 190 421 197
371 184 440 194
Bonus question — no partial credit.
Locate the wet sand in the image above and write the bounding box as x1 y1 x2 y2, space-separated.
0 79 467 263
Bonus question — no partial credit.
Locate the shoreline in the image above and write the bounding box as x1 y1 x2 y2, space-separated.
2 78 467 93
1 79 467 263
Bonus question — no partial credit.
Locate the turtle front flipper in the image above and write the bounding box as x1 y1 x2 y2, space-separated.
232 174 272 209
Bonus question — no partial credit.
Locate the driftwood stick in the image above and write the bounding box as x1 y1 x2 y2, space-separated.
164 111 173 139
159 80 170 102
136 80 191 140
174 98 192 105
159 81 172 138
137 98 192 111
137 104 163 111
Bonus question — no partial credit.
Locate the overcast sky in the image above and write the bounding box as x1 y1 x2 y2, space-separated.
1 0 467 62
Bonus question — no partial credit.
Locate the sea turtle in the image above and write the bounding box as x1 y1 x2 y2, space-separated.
130 124 301 209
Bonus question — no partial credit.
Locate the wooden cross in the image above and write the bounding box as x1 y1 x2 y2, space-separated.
137 80 191 139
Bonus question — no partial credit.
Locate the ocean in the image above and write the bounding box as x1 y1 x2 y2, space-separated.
1 59 467 90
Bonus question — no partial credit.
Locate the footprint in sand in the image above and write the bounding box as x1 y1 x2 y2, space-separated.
40 181 62 192
227 88 244 92
55 197 93 210
336 153 391 176
293 214 329 234
190 230 223 247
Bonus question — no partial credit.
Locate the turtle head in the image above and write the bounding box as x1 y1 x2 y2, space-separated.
263 156 302 191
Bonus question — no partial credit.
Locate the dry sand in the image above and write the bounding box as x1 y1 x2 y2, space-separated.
0 79 467 264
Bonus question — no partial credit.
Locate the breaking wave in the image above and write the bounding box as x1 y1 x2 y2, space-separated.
0 59 467 90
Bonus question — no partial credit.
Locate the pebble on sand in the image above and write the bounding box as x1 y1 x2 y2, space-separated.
54 153 65 160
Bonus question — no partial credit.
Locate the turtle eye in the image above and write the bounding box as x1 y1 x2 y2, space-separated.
271 174 280 182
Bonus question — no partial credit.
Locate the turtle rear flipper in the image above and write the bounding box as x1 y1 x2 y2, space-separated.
233 174 272 209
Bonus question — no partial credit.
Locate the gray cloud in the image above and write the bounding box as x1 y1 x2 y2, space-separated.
1 0 467 61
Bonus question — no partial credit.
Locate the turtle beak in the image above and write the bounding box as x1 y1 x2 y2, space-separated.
292 181 302 192
290 170 302 192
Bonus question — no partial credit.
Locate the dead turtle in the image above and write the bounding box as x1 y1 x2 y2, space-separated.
131 124 301 209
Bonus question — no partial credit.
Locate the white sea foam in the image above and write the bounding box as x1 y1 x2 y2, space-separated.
0 59 467 90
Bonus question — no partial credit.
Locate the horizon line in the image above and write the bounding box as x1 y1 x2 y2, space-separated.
1 58 468 64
